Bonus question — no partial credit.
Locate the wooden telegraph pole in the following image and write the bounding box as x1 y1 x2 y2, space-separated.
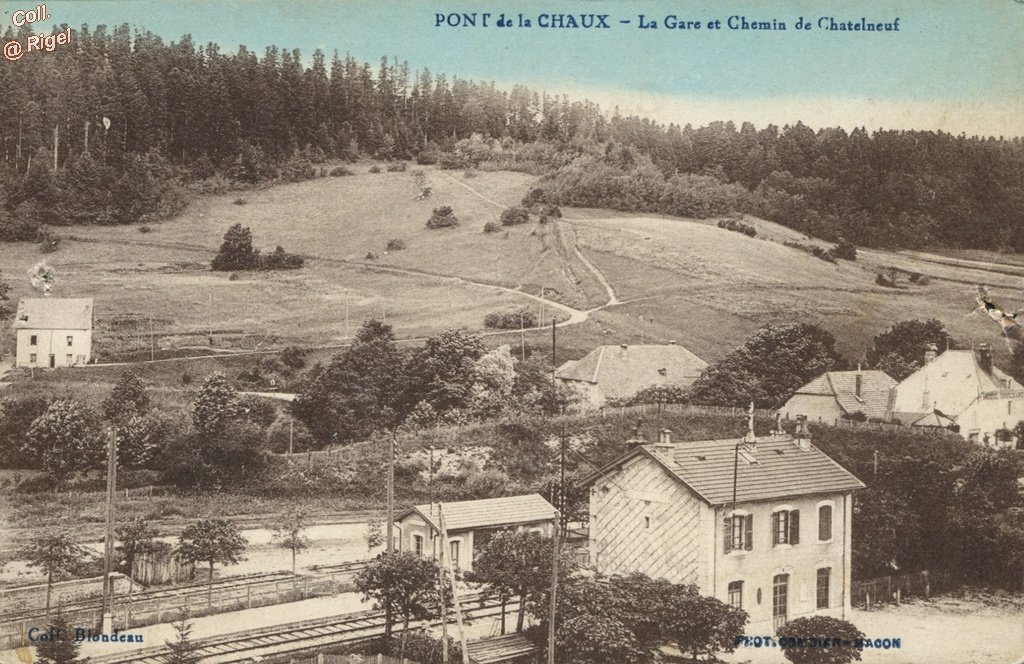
386 432 396 553
439 507 469 664
101 430 119 633
547 509 559 664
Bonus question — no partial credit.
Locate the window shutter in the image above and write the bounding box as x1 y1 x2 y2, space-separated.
819 505 832 541
790 510 800 544
723 516 733 553
744 514 753 550
771 512 780 545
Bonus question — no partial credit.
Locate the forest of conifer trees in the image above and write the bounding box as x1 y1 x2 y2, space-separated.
1 22 1022 250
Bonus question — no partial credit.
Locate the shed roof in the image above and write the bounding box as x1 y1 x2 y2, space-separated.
580 436 864 506
554 344 707 400
466 634 538 664
14 298 94 330
395 493 556 532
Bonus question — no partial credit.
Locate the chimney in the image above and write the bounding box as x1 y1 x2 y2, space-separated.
742 402 757 450
794 415 812 451
855 373 863 399
626 419 646 451
978 343 993 374
923 343 938 365
654 429 673 454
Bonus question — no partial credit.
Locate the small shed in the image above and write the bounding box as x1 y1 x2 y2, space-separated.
393 494 557 572
466 633 540 664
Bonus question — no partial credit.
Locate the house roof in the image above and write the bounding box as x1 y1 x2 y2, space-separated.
14 298 94 330
466 634 538 664
395 494 557 532
788 370 897 420
892 350 1023 417
554 344 707 400
909 409 958 428
580 436 864 506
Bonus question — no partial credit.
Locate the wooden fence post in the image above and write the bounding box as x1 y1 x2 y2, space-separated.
923 570 930 599
865 592 870 610
316 654 325 664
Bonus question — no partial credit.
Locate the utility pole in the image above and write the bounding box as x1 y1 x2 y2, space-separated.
438 529 449 664
386 432 396 554
520 312 526 361
345 296 350 338
53 124 58 172
101 430 119 633
428 446 435 515
547 513 559 664
559 424 566 537
551 317 557 389
149 316 155 362
288 420 294 455
208 291 214 346
873 449 878 477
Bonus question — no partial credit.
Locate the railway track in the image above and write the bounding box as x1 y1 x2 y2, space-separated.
89 594 512 664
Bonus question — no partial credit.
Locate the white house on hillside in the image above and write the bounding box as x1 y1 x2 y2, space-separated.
13 298 94 369
580 416 864 632
891 343 1024 448
555 343 707 408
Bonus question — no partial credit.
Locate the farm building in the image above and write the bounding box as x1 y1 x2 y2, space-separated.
12 298 94 369
891 343 1024 448
554 343 707 408
579 415 864 632
777 369 897 423
393 494 557 573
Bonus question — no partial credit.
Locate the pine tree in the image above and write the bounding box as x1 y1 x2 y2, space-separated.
35 612 86 664
164 614 202 664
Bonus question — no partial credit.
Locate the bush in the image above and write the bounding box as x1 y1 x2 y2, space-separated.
232 198 247 206
329 166 354 177
776 616 865 664
438 152 467 170
38 229 61 253
138 225 153 234
834 238 857 261
521 187 548 208
426 206 459 229
718 218 757 237
368 165 382 174
386 162 407 172
484 307 538 329
538 204 562 222
280 346 308 370
386 238 406 251
500 206 530 226
483 221 500 234
463 168 478 178
784 241 836 263
259 246 305 270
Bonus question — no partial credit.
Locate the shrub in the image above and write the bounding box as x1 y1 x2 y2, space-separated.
368 165 382 174
386 162 407 172
718 218 757 237
875 272 897 287
181 372 192 385
484 307 538 330
776 616 865 664
280 346 308 370
259 246 305 270
386 238 406 251
416 152 439 165
426 206 459 229
483 221 500 234
521 187 548 208
38 229 61 253
138 225 153 234
463 168 478 178
438 152 467 170
500 207 530 226
834 238 857 261
232 198 247 206
329 166 354 177
784 241 836 263
538 204 562 220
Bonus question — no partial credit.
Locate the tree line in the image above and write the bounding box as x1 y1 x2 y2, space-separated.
1 23 1021 250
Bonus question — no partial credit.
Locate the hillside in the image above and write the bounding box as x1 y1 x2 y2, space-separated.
2 166 1021 374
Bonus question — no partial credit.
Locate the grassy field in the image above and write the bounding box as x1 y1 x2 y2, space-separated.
2 164 1022 388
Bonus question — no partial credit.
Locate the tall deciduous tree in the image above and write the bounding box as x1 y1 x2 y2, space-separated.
24 533 89 616
211 223 257 271
865 319 954 380
191 372 240 433
22 399 101 487
271 509 311 575
102 369 150 420
175 518 247 604
115 517 158 594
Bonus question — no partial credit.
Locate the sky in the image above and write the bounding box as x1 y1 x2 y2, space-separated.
3 0 1022 136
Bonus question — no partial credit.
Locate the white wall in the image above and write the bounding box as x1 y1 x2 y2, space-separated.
16 329 92 368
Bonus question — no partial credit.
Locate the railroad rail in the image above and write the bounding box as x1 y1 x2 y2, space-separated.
88 594 512 664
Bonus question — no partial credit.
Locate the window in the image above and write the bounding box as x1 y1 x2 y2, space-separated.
772 509 800 545
816 568 831 609
724 513 753 552
450 540 460 568
728 581 743 608
29 354 37 364
413 534 424 556
772 574 789 630
30 335 37 346
65 354 73 365
644 516 651 529
66 336 73 347
818 505 833 541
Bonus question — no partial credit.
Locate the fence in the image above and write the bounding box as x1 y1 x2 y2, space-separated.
851 569 954 609
0 570 360 651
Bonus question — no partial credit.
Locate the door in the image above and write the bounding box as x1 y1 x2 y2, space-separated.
49 354 55 368
773 574 789 630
